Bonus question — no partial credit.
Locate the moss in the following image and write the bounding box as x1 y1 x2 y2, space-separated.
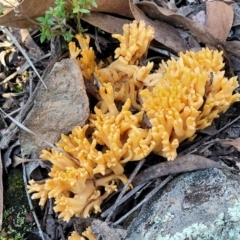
0 168 35 240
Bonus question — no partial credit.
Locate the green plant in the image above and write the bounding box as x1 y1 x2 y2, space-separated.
0 7 5 15
37 0 97 43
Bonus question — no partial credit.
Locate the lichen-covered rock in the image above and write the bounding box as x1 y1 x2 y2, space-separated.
126 168 240 240
19 59 89 155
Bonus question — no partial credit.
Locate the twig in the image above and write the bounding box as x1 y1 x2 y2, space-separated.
29 71 33 97
2 107 21 118
217 115 240 133
149 46 177 59
198 143 215 154
112 175 174 226
22 163 45 240
94 27 102 53
105 159 146 222
179 114 240 156
1 27 48 89
18 52 51 75
2 91 28 98
101 182 149 218
0 69 19 85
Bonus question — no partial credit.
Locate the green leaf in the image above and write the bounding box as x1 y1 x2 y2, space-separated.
36 16 45 23
0 7 5 15
78 8 90 13
40 34 47 43
77 0 86 5
73 6 80 13
89 0 97 8
63 31 74 42
47 18 55 25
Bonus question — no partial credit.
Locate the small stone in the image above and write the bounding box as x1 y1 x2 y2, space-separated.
126 168 240 240
19 59 89 155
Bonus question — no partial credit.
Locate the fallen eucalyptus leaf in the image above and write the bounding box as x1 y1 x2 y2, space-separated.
25 161 51 180
2 140 19 171
132 154 224 186
0 0 132 28
82 12 131 34
206 1 233 40
134 1 240 57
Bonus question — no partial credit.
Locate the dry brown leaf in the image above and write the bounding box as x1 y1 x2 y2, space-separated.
135 1 240 58
82 12 131 34
2 140 19 171
0 0 55 28
0 0 132 28
129 2 188 53
206 1 233 40
92 0 132 18
132 154 224 186
219 138 240 152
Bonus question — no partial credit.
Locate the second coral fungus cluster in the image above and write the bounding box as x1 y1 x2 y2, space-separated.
28 20 240 237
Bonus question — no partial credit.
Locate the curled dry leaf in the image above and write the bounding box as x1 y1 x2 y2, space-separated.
0 0 55 28
2 140 19 171
0 0 132 28
206 1 234 40
92 0 132 18
129 2 188 53
134 1 240 58
132 154 224 186
82 12 132 34
25 161 52 180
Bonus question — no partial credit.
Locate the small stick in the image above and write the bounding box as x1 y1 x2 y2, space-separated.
113 175 174 226
22 163 45 240
101 182 149 218
105 159 146 221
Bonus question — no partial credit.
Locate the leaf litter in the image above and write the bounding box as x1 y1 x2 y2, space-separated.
1 0 240 239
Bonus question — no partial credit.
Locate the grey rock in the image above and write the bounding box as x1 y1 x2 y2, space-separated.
19 59 89 155
126 168 240 240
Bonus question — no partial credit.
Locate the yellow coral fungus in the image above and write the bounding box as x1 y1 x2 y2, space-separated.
112 20 154 65
68 228 96 240
68 231 83 240
69 21 155 110
29 20 240 228
140 48 240 160
69 34 99 82
27 180 49 206
90 83 155 166
28 83 154 221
